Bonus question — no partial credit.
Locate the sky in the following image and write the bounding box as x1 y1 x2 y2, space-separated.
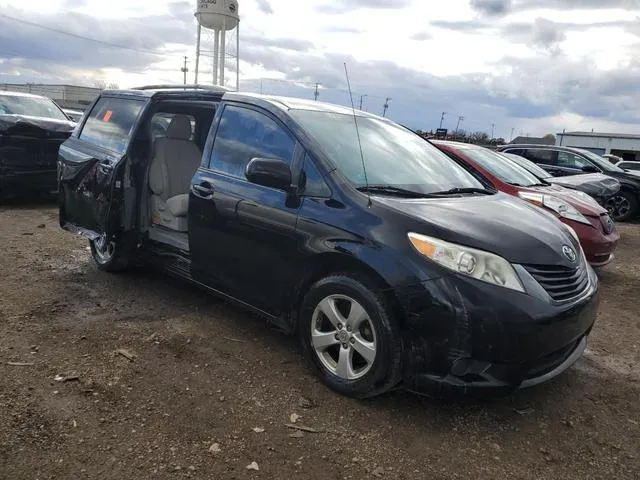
1 0 640 138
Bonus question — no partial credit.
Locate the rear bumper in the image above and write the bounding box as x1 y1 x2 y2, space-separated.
395 269 599 398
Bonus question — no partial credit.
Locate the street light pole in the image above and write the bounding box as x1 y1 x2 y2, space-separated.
359 94 368 110
181 56 188 85
439 111 447 129
383 97 391 117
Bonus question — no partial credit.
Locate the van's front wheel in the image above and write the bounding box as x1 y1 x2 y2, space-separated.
299 275 402 398
89 233 129 272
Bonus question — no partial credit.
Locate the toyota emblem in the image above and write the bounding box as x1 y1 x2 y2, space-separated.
562 245 577 263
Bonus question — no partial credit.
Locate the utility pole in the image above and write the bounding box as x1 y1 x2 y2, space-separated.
181 56 189 85
260 79 263 94
455 115 464 134
491 123 495 139
359 94 368 110
510 127 515 142
314 83 319 101
439 111 447 129
383 97 391 117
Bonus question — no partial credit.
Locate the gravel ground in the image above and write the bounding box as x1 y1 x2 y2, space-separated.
0 201 638 480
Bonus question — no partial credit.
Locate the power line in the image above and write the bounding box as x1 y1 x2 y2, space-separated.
0 13 238 60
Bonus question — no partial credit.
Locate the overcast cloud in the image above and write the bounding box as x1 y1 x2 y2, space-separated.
0 0 639 137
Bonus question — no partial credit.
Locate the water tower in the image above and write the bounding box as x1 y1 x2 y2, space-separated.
194 0 240 90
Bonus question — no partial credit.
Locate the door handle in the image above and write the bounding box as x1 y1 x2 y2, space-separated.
192 182 214 199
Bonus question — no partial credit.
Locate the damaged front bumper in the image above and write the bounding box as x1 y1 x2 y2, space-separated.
394 269 599 398
0 114 73 196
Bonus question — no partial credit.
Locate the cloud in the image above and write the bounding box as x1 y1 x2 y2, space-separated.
470 0 512 16
410 31 432 41
317 0 411 14
255 0 273 14
470 0 640 16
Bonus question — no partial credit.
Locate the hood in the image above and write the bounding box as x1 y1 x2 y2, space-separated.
548 173 620 200
524 184 607 216
0 114 76 134
374 193 578 266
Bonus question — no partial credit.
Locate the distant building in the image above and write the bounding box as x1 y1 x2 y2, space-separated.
556 131 640 162
510 136 555 145
0 83 101 110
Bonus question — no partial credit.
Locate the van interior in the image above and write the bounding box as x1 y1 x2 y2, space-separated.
139 102 216 253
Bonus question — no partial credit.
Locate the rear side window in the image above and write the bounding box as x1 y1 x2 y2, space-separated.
150 113 195 141
557 151 591 169
210 105 295 178
523 149 557 165
80 97 144 154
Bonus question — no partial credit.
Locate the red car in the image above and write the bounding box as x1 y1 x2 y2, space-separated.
433 141 620 267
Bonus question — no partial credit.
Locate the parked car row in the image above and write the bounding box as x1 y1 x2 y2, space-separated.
497 144 640 222
55 86 602 399
432 141 619 267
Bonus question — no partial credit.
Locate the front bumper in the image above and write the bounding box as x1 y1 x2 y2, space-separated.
567 216 619 267
395 266 599 397
0 169 58 195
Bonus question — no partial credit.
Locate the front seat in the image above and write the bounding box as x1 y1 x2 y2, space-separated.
148 115 201 232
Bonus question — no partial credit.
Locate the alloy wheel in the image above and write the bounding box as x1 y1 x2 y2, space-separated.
93 234 115 264
310 294 377 380
611 195 631 220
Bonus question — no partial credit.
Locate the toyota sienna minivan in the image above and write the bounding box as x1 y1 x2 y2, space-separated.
58 87 599 398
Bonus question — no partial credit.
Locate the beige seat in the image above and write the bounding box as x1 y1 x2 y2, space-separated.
148 115 201 232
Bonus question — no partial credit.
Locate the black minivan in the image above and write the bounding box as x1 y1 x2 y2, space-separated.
58 86 599 398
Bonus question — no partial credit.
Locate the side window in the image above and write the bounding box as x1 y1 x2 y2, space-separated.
557 151 590 170
150 113 195 142
523 149 557 166
210 105 295 178
505 149 524 156
80 97 144 154
301 154 331 197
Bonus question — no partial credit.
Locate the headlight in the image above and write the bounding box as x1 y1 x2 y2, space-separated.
407 233 524 292
518 192 591 225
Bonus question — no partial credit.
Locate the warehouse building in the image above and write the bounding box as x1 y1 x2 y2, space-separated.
0 83 101 110
556 131 640 161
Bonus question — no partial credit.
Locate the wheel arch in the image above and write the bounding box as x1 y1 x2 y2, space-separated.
286 251 407 333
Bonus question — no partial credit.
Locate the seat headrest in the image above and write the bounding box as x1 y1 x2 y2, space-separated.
166 115 192 140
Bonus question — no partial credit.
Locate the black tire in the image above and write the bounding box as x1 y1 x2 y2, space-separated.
89 233 130 273
610 190 639 222
298 274 402 398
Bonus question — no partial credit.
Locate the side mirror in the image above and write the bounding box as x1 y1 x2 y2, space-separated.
582 165 600 173
245 157 292 191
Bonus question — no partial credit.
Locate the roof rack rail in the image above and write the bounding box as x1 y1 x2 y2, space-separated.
132 84 232 92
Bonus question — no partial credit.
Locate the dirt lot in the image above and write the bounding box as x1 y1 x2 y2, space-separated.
0 201 638 480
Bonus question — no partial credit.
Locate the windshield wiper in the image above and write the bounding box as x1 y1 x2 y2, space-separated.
356 185 433 198
430 187 495 196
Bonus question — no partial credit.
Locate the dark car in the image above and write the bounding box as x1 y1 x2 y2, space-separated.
497 144 640 221
59 86 599 399
433 141 619 268
616 160 640 172
0 91 77 197
500 152 621 210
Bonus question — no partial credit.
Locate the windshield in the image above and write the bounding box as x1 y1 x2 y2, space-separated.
289 110 485 195
458 147 544 187
0 94 69 121
501 153 552 179
576 148 625 173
